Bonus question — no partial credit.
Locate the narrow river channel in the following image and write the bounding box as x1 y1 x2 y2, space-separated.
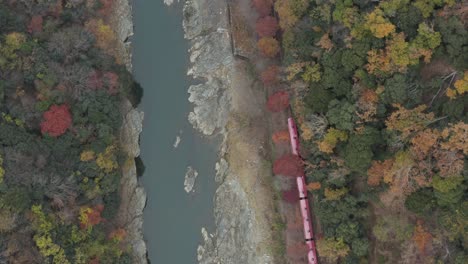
132 1 217 263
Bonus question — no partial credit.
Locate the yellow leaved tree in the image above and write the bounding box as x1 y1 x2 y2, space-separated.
364 8 395 38
96 146 118 173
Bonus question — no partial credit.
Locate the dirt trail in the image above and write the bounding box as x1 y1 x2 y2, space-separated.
226 55 286 260
227 0 311 262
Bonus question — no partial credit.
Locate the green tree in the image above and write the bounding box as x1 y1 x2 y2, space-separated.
379 0 410 16
432 175 465 208
381 74 409 104
342 127 380 173
341 48 366 73
304 85 333 113
317 237 350 262
373 215 413 243
351 238 369 257
438 202 468 246
326 99 356 131
393 5 423 38
434 16 468 69
404 188 436 215
0 187 33 212
412 0 453 18
413 23 442 50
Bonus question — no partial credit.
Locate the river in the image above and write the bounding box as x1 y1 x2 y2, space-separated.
132 1 218 263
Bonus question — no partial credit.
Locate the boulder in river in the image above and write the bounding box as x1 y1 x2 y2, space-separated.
184 166 199 193
164 0 176 6
173 136 181 148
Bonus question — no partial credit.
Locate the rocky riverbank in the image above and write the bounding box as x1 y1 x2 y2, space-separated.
183 0 281 263
110 1 148 264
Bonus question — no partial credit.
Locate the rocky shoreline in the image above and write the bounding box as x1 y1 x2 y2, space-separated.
110 1 148 264
183 0 280 263
110 0 279 262
184 0 233 136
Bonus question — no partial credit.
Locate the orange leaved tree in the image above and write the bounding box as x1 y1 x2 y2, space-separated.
258 37 280 57
272 130 290 144
261 65 280 86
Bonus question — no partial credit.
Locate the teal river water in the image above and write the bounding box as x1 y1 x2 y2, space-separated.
132 1 217 263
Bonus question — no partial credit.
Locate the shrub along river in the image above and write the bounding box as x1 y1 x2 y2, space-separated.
132 1 217 263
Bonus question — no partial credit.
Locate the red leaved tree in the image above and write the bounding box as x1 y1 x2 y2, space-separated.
256 16 279 37
283 186 299 204
273 154 303 177
87 70 103 90
267 91 289 112
87 71 119 95
252 0 273 16
40 104 72 137
80 204 105 229
103 72 119 95
287 242 309 262
49 0 63 17
28 15 43 34
261 65 280 86
99 0 114 16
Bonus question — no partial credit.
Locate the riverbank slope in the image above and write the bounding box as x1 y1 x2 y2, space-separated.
110 1 148 264
183 0 283 263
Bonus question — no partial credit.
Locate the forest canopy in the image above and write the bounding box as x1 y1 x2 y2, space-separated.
0 0 141 263
264 0 467 262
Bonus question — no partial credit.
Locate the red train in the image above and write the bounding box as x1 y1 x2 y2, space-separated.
287 117 318 264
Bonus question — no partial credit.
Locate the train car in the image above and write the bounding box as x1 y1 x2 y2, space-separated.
297 176 318 264
287 117 300 156
307 240 318 264
288 117 319 264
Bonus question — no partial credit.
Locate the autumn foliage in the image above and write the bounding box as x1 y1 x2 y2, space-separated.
273 154 304 177
88 71 120 94
307 182 322 191
267 91 289 112
272 130 290 144
109 228 127 241
40 104 72 137
98 0 114 16
410 129 439 159
79 204 105 229
257 37 280 57
286 242 309 261
447 71 468 99
103 72 119 94
85 19 119 60
283 186 299 204
367 160 394 187
412 221 432 254
364 9 395 38
260 65 280 86
255 16 279 37
28 15 43 34
252 0 273 16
